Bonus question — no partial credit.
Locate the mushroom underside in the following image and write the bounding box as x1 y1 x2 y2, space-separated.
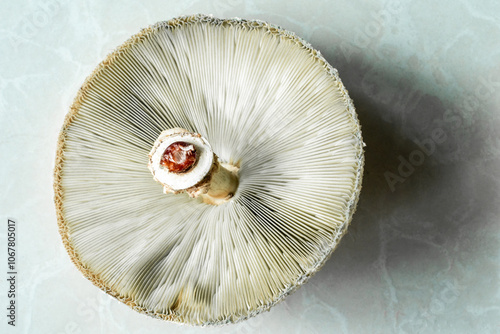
54 14 364 325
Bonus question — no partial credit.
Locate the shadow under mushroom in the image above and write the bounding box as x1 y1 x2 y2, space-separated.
276 39 500 330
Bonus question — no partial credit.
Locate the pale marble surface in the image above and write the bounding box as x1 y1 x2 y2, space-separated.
1 0 499 333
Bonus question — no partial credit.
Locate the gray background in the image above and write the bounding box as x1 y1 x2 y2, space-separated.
1 0 499 333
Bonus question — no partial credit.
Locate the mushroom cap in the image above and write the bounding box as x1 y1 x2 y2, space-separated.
54 14 364 325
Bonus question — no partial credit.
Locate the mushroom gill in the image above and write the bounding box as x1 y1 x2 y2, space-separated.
54 14 364 325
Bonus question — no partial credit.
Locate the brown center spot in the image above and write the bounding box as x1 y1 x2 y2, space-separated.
161 141 197 173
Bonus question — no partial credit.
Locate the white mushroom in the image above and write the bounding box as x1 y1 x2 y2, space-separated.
54 14 364 325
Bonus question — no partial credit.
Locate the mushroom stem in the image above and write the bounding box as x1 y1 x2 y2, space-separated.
148 128 239 205
202 161 239 204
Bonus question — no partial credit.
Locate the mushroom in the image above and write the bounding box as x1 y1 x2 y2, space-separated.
54 14 364 325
